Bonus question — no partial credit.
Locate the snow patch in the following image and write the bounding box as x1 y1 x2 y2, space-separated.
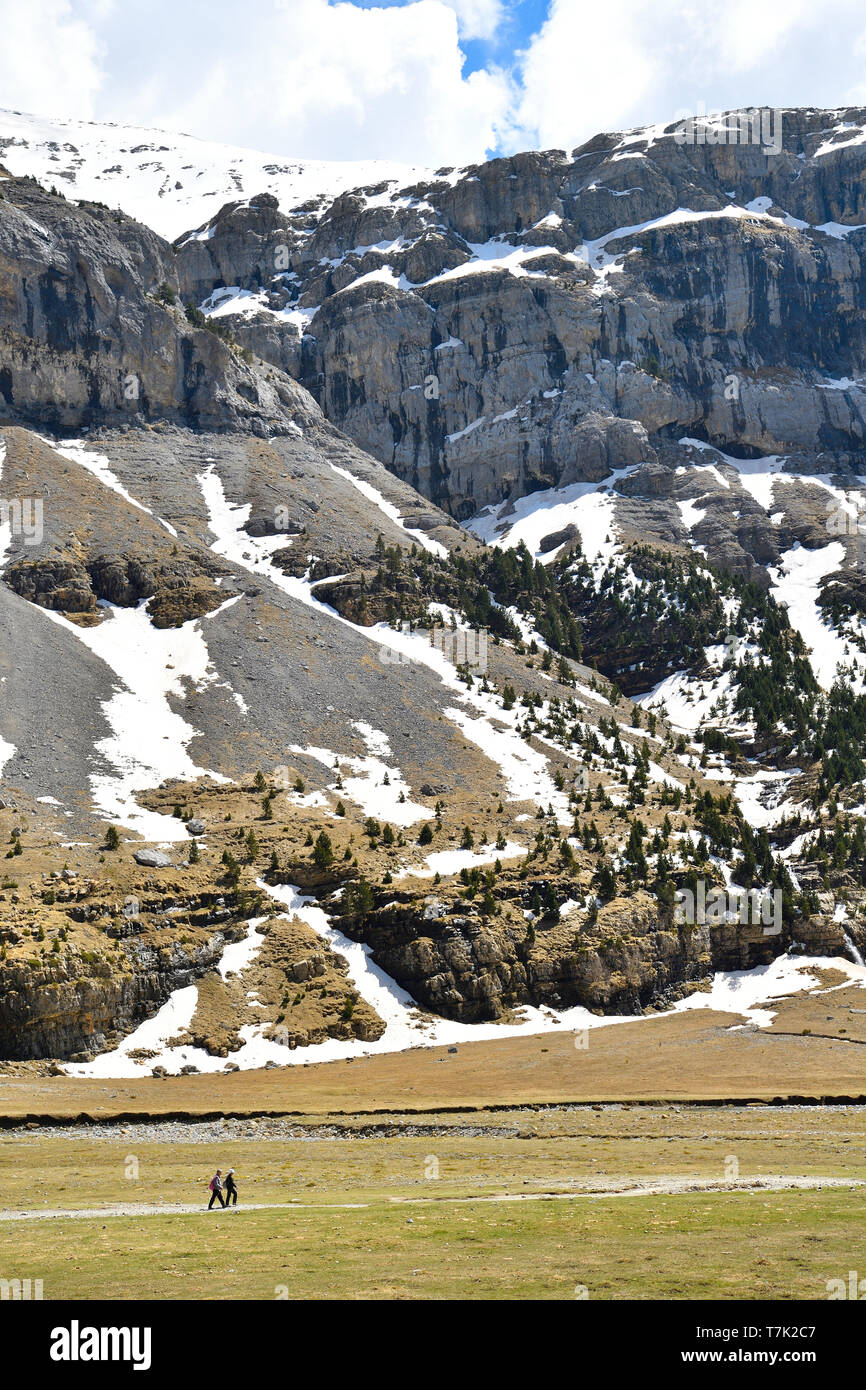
467 468 641 569
50 439 178 537
289 723 431 827
39 600 229 839
769 542 853 691
396 840 525 879
329 464 446 557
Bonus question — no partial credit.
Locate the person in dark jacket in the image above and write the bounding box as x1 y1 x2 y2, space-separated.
208 1169 225 1209
224 1169 238 1207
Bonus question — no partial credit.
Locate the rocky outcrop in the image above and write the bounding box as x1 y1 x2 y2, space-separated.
0 931 229 1060
710 910 851 971
337 891 713 1021
332 862 862 1024
175 192 297 303
0 177 314 435
183 911 386 1056
174 108 866 517
5 551 225 622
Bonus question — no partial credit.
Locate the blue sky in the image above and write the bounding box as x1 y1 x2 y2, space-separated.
1 0 866 167
349 0 550 76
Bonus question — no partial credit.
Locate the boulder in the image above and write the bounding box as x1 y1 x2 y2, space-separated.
133 850 171 868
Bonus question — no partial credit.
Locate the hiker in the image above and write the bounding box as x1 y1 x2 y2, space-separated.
225 1169 238 1207
208 1169 225 1209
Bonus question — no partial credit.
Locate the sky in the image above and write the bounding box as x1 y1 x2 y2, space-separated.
2 0 866 166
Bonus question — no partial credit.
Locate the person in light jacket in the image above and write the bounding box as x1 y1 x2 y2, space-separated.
207 1169 225 1209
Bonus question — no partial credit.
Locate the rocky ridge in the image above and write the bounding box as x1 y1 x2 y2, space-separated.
1 111 866 1067
171 108 866 532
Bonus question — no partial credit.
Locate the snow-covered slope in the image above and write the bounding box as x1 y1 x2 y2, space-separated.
0 109 430 241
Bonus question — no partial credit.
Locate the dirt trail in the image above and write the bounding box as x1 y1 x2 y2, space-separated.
0 1201 366 1221
0 1174 860 1222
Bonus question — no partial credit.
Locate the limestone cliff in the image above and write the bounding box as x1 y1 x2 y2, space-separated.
173 108 866 518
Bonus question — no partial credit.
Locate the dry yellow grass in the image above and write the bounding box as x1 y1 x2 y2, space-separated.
2 1105 864 1300
3 982 866 1123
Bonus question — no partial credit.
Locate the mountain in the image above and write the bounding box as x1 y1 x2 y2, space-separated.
167 105 866 519
0 108 430 241
0 108 865 1075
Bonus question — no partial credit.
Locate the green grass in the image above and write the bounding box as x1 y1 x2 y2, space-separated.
2 1107 863 1299
2 1118 865 1211
0 1192 859 1300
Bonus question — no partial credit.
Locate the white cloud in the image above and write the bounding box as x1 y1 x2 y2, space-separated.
513 0 657 151
92 0 513 166
3 0 866 172
448 0 504 40
0 0 103 118
511 0 866 154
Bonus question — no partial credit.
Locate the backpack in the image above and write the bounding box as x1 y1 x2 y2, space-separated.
208 1178 215 1191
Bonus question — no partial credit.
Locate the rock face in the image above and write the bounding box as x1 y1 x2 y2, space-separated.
339 892 713 1021
337 890 856 1024
0 177 314 436
174 108 866 517
0 932 227 1060
2 109 864 1067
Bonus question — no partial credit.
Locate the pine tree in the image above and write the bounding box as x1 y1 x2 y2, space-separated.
313 830 334 869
